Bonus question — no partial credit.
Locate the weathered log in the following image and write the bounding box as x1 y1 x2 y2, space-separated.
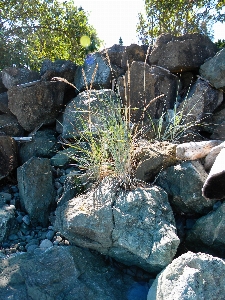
202 148 225 200
176 140 223 160
204 141 225 171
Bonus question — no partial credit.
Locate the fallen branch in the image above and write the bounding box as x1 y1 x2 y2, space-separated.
176 140 223 160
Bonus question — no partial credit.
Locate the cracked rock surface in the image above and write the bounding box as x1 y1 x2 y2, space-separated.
54 177 180 274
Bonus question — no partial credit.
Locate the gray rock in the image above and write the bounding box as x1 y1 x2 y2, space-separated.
17 157 56 226
0 192 12 203
50 147 77 167
2 67 40 89
0 92 11 114
8 81 65 132
40 59 77 82
46 230 55 240
118 62 179 122
101 44 126 68
0 136 18 180
149 33 217 72
8 233 18 241
121 43 145 70
147 251 225 300
0 113 24 136
56 173 82 206
54 177 180 274
178 78 223 126
19 129 60 164
156 161 216 215
186 202 225 257
62 89 120 139
0 72 7 93
0 246 135 300
26 244 39 253
74 53 112 92
211 120 225 140
200 48 225 91
0 204 16 243
22 215 30 225
39 239 53 249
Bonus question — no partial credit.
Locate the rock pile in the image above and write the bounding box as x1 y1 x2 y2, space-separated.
0 33 225 299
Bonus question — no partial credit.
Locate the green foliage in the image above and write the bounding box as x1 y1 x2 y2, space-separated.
0 0 101 70
137 0 225 44
63 92 135 185
148 101 201 142
215 39 225 49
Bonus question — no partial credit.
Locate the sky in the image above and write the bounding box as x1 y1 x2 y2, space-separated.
73 0 225 49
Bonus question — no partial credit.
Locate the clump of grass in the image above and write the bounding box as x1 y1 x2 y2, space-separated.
144 81 205 143
54 74 136 187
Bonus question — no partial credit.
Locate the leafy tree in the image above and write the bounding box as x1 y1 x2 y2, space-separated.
215 38 225 49
136 0 225 45
0 0 101 70
119 37 123 46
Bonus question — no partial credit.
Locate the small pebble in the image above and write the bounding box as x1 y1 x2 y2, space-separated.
39 239 53 249
18 245 25 252
36 226 42 231
16 215 23 223
27 244 39 253
10 186 19 193
54 182 62 189
22 215 30 225
57 187 63 196
46 230 55 241
25 239 39 250
8 234 18 241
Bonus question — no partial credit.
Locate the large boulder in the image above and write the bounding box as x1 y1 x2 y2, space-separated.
2 67 40 89
0 92 11 114
19 129 60 164
101 44 126 68
121 44 145 70
0 114 24 137
74 53 112 92
200 48 225 91
8 80 65 132
147 251 225 300
0 136 18 180
0 203 16 243
210 102 225 140
40 59 77 82
54 177 180 274
149 33 218 72
0 246 135 300
177 78 223 126
156 161 216 215
17 157 56 226
186 202 225 257
0 72 7 93
62 89 119 139
118 62 179 122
